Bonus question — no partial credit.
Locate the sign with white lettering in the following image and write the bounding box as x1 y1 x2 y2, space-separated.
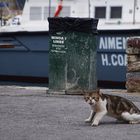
98 36 127 51
100 53 127 67
50 35 67 53
97 35 128 82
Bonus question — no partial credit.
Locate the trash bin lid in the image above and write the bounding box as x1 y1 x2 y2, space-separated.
48 17 98 34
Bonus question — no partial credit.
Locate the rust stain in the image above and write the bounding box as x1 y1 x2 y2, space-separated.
0 44 15 48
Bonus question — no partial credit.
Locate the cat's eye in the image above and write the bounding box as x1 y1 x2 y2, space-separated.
84 96 89 101
92 97 98 101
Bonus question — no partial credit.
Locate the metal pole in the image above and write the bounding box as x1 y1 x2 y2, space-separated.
133 0 136 24
88 0 91 18
0 7 2 26
49 0 51 17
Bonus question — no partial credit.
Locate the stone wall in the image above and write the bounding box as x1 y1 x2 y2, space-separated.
126 37 140 92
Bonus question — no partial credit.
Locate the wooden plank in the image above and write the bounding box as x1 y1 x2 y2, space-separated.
127 55 140 64
126 46 140 54
126 72 140 79
127 61 140 72
126 38 140 54
126 72 140 92
126 79 140 92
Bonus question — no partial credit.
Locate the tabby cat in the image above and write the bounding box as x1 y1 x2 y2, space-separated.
84 89 140 126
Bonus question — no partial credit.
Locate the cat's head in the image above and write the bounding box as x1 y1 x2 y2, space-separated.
84 89 102 105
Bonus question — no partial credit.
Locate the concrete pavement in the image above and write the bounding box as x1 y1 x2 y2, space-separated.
0 83 140 140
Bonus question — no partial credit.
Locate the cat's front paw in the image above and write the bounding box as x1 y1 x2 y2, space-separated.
85 118 91 123
129 121 139 124
91 122 99 126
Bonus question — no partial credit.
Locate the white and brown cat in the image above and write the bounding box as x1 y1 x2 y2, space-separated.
84 89 140 126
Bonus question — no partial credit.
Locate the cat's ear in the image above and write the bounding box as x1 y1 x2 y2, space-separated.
96 88 102 96
96 88 100 93
82 89 87 95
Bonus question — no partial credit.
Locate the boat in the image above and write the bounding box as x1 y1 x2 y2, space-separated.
0 0 140 88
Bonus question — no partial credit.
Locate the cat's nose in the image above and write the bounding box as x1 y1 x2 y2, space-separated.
91 100 96 105
89 101 93 105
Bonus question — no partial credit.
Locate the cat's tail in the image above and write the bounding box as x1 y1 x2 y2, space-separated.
121 112 140 122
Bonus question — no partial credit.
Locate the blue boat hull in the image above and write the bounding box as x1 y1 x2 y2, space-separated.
0 32 49 78
0 30 140 87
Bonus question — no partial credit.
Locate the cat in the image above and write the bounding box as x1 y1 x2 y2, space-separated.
84 89 140 126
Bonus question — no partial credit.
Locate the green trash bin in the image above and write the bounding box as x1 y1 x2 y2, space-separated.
48 17 98 94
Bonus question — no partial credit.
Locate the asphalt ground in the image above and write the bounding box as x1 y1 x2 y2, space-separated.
0 82 140 140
